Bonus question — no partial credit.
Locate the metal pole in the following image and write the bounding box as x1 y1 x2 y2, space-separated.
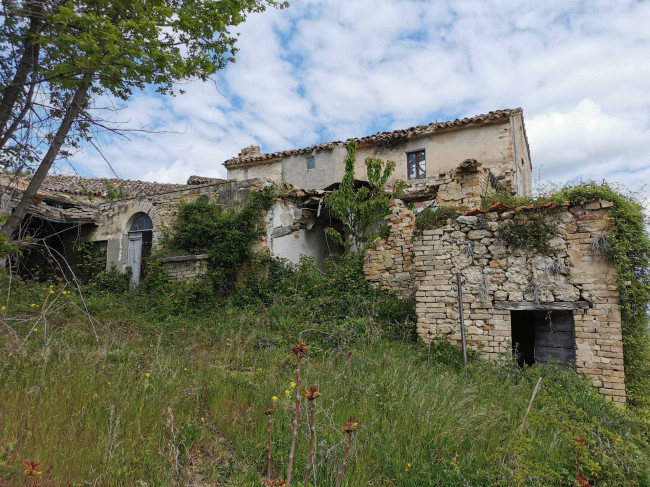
457 272 468 371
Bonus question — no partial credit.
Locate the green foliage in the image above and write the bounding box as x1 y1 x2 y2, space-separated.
497 212 558 254
104 182 125 200
325 140 404 251
415 205 461 231
548 182 650 410
73 242 105 284
481 190 534 210
0 0 287 231
160 189 273 292
74 242 130 293
231 252 417 347
91 264 131 294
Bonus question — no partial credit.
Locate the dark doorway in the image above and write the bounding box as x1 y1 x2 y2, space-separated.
511 310 576 368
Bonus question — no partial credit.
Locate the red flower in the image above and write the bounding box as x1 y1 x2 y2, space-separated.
23 460 42 477
575 474 591 487
262 478 286 486
290 340 309 356
301 385 322 401
342 416 359 434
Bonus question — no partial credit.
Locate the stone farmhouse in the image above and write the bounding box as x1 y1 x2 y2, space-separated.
0 108 626 403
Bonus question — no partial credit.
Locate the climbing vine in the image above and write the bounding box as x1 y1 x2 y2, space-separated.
548 182 650 410
160 188 273 292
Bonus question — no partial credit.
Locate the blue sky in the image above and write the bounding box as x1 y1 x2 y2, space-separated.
68 0 649 203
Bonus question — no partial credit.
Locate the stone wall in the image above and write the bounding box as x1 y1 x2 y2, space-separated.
160 254 210 281
365 200 416 297
365 199 626 404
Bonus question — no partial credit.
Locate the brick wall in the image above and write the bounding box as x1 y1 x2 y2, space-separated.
365 199 626 404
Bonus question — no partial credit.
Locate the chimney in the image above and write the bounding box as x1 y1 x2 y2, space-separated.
239 145 261 158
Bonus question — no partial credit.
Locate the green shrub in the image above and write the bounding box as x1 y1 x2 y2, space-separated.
481 190 534 210
415 205 460 231
159 188 273 292
497 213 558 254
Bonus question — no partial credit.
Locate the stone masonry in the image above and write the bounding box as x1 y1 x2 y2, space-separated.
365 199 626 404
160 254 210 281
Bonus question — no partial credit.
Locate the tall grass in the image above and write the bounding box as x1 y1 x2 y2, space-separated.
0 274 648 485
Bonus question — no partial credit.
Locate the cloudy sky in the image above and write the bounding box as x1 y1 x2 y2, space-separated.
68 0 650 201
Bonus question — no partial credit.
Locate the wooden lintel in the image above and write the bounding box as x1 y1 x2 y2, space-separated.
494 301 591 311
399 186 439 203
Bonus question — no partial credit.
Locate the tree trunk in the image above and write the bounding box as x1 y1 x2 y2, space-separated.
0 3 43 139
1 78 91 238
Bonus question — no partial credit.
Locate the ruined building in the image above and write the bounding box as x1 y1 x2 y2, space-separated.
0 108 626 403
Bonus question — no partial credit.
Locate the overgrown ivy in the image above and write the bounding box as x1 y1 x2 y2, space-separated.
157 188 273 292
547 182 650 411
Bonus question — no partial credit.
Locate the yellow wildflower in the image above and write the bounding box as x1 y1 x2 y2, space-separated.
50 290 54 294
271 396 278 402
184 367 188 371
33 328 38 332
284 389 290 396
30 304 36 307
1 305 5 310
107 381 112 385
145 373 150 378
290 381 296 389
201 417 205 423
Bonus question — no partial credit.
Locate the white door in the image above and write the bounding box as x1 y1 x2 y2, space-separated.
127 232 143 287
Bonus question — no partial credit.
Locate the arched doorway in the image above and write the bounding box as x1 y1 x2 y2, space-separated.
126 213 153 287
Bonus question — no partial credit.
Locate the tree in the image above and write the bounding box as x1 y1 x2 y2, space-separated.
324 140 404 252
0 0 286 238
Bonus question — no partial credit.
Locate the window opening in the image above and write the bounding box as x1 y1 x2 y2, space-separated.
511 310 575 368
307 156 315 170
129 214 153 232
407 150 426 179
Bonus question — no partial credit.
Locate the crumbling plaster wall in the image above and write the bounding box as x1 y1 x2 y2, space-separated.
264 199 339 268
228 122 530 195
365 200 626 404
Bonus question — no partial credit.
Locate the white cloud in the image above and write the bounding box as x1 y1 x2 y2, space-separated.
65 0 650 194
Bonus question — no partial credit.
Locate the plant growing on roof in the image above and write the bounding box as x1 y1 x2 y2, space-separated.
324 140 404 252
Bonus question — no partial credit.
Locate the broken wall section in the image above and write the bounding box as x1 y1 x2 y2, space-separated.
365 199 626 404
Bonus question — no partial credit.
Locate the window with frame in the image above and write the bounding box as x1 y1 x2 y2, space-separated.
407 150 426 180
306 156 315 170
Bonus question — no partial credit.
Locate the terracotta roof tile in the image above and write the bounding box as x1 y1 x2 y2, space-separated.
224 108 521 168
40 175 189 199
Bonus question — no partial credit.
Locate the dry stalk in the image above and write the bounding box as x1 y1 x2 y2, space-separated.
302 386 321 487
264 405 275 481
286 340 308 487
336 416 359 487
519 377 542 433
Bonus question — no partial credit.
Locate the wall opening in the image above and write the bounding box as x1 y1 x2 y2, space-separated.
126 213 153 287
511 310 576 368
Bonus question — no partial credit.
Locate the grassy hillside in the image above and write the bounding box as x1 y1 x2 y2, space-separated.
0 258 648 486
